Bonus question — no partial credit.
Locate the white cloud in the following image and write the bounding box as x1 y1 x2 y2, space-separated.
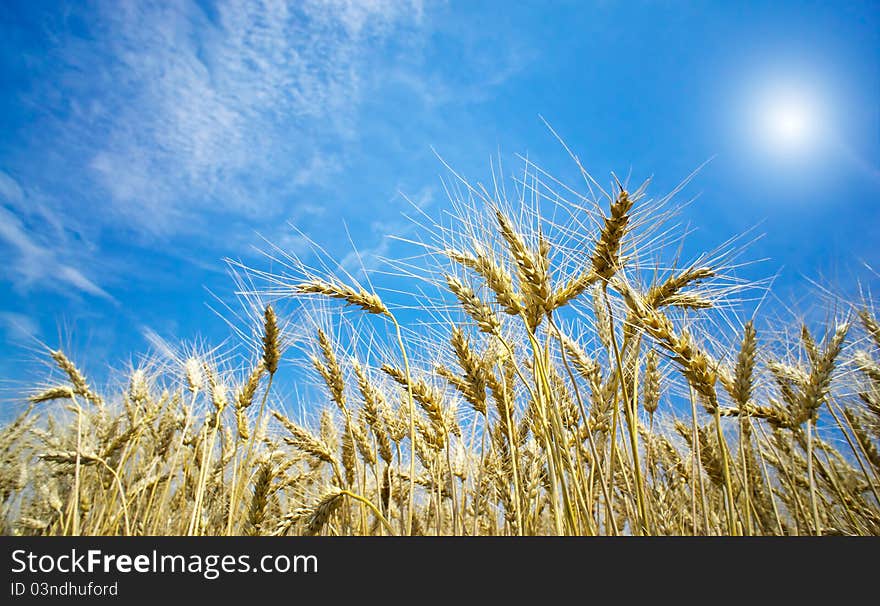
0 175 111 299
0 171 24 204
0 1 433 297
1 0 530 302
140 326 178 360
50 0 427 234
0 312 39 342
337 186 434 275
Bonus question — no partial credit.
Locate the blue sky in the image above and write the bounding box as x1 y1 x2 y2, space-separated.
0 0 878 391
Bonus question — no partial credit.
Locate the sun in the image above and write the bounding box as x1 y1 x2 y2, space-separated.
766 101 810 142
750 84 825 158
762 96 815 149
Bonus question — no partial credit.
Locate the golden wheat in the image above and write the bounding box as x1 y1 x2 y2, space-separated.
1 154 878 537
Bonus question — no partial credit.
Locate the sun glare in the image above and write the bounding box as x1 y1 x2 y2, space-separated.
762 95 815 150
747 82 827 160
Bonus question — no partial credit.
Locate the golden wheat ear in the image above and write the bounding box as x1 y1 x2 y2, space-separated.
294 278 389 316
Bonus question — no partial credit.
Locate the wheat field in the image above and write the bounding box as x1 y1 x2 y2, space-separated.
1 155 878 536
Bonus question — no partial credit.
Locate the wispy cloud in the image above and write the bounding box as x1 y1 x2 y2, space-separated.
1 0 528 304
30 0 425 237
0 172 111 299
140 326 179 361
0 312 39 343
338 184 436 275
